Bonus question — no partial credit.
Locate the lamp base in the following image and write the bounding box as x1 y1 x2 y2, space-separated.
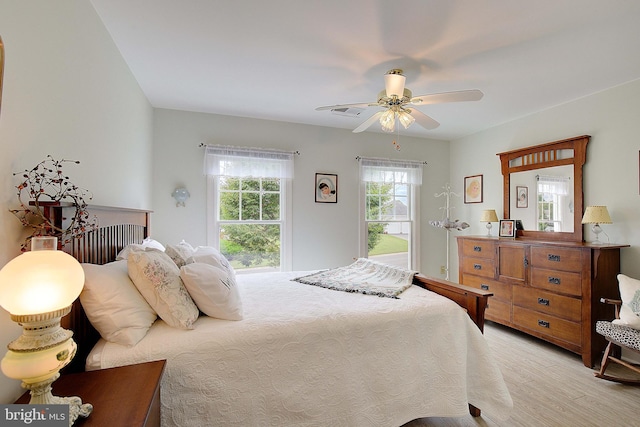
486 222 493 237
24 373 93 426
590 223 604 245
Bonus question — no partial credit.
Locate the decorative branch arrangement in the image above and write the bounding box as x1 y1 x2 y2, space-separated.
429 183 469 280
11 155 97 251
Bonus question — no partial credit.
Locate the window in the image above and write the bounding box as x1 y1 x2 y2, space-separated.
359 157 423 270
536 175 569 232
204 145 293 273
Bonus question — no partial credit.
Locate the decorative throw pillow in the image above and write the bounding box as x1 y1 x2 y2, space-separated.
80 261 157 346
613 274 640 329
116 237 166 261
165 244 195 268
192 246 236 280
180 262 243 320
128 249 199 329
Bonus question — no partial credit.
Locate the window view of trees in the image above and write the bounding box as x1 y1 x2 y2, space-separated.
218 177 282 270
365 180 411 269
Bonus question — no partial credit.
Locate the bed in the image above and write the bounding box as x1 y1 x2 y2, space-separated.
44 203 512 426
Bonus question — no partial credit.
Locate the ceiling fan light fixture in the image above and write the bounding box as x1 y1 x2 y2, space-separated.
379 109 396 132
384 69 406 98
398 110 415 129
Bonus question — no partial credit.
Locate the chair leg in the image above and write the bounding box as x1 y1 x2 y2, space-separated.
595 341 640 385
595 341 614 379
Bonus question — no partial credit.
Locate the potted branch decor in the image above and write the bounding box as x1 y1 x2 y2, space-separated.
11 155 98 251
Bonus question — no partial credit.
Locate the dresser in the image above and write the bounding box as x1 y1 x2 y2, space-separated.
457 236 628 367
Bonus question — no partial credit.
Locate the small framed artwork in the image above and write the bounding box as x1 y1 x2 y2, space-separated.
464 174 483 204
499 219 516 238
315 173 337 203
516 186 528 208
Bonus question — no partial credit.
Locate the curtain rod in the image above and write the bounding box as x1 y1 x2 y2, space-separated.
199 143 300 155
356 156 427 165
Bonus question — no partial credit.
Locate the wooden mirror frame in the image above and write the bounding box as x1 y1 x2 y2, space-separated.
497 135 590 242
0 35 4 115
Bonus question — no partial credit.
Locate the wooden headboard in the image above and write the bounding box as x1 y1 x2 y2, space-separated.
41 203 151 373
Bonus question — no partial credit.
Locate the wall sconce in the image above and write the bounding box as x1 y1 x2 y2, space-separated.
0 237 92 424
172 187 190 207
581 205 612 244
480 209 499 237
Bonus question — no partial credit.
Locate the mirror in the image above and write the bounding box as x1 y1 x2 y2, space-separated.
498 135 589 242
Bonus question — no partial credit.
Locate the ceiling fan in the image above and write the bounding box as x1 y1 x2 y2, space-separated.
315 69 483 133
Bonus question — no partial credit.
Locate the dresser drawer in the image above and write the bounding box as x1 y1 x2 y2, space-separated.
461 274 511 302
530 267 582 296
485 298 511 324
461 257 495 278
513 306 581 346
530 246 582 272
461 240 495 259
512 286 581 322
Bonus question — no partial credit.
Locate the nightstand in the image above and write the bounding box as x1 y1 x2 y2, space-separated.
15 359 166 427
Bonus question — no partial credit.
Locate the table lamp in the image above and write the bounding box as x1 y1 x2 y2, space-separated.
480 209 499 236
0 237 92 424
581 205 612 244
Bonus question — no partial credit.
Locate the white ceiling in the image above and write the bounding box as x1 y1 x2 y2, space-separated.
90 0 640 140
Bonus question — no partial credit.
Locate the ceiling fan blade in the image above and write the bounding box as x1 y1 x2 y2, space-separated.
410 89 484 105
408 109 440 130
315 102 376 111
353 111 384 133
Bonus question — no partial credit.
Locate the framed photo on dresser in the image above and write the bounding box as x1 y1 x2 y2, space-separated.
499 219 516 238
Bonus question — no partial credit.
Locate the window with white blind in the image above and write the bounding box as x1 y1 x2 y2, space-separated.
204 145 293 273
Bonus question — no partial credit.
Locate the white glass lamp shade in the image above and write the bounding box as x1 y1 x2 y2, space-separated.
581 206 612 224
384 71 406 97
0 250 84 316
379 109 396 133
398 110 415 129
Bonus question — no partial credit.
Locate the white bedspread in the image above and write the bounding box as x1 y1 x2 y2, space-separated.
90 271 512 427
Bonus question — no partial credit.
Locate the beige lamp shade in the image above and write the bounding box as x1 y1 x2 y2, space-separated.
480 209 499 223
581 206 612 224
0 249 84 316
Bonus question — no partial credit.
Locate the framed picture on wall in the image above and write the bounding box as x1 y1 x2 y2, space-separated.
315 173 337 203
516 186 528 208
464 174 483 204
499 219 516 238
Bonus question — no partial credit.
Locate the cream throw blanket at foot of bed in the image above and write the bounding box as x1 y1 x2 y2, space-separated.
292 258 417 298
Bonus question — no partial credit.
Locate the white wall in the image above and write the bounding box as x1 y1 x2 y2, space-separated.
449 79 640 280
151 108 451 272
0 0 154 402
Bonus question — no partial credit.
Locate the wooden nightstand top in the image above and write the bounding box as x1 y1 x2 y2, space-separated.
15 360 166 427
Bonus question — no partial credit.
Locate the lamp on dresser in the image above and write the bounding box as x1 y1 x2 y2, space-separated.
480 209 499 237
581 206 612 244
0 237 92 425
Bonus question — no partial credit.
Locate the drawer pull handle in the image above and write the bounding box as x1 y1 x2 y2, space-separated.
547 254 561 262
481 284 489 290
473 246 482 252
538 297 550 306
548 277 561 285
538 320 550 328
523 257 529 268
473 264 482 270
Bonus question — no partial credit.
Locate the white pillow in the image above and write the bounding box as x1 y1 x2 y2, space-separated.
128 249 199 329
613 274 640 329
192 246 236 280
165 243 195 268
80 261 157 346
180 263 243 320
116 237 166 261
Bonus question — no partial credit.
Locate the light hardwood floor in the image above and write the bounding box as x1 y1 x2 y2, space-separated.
403 321 640 427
